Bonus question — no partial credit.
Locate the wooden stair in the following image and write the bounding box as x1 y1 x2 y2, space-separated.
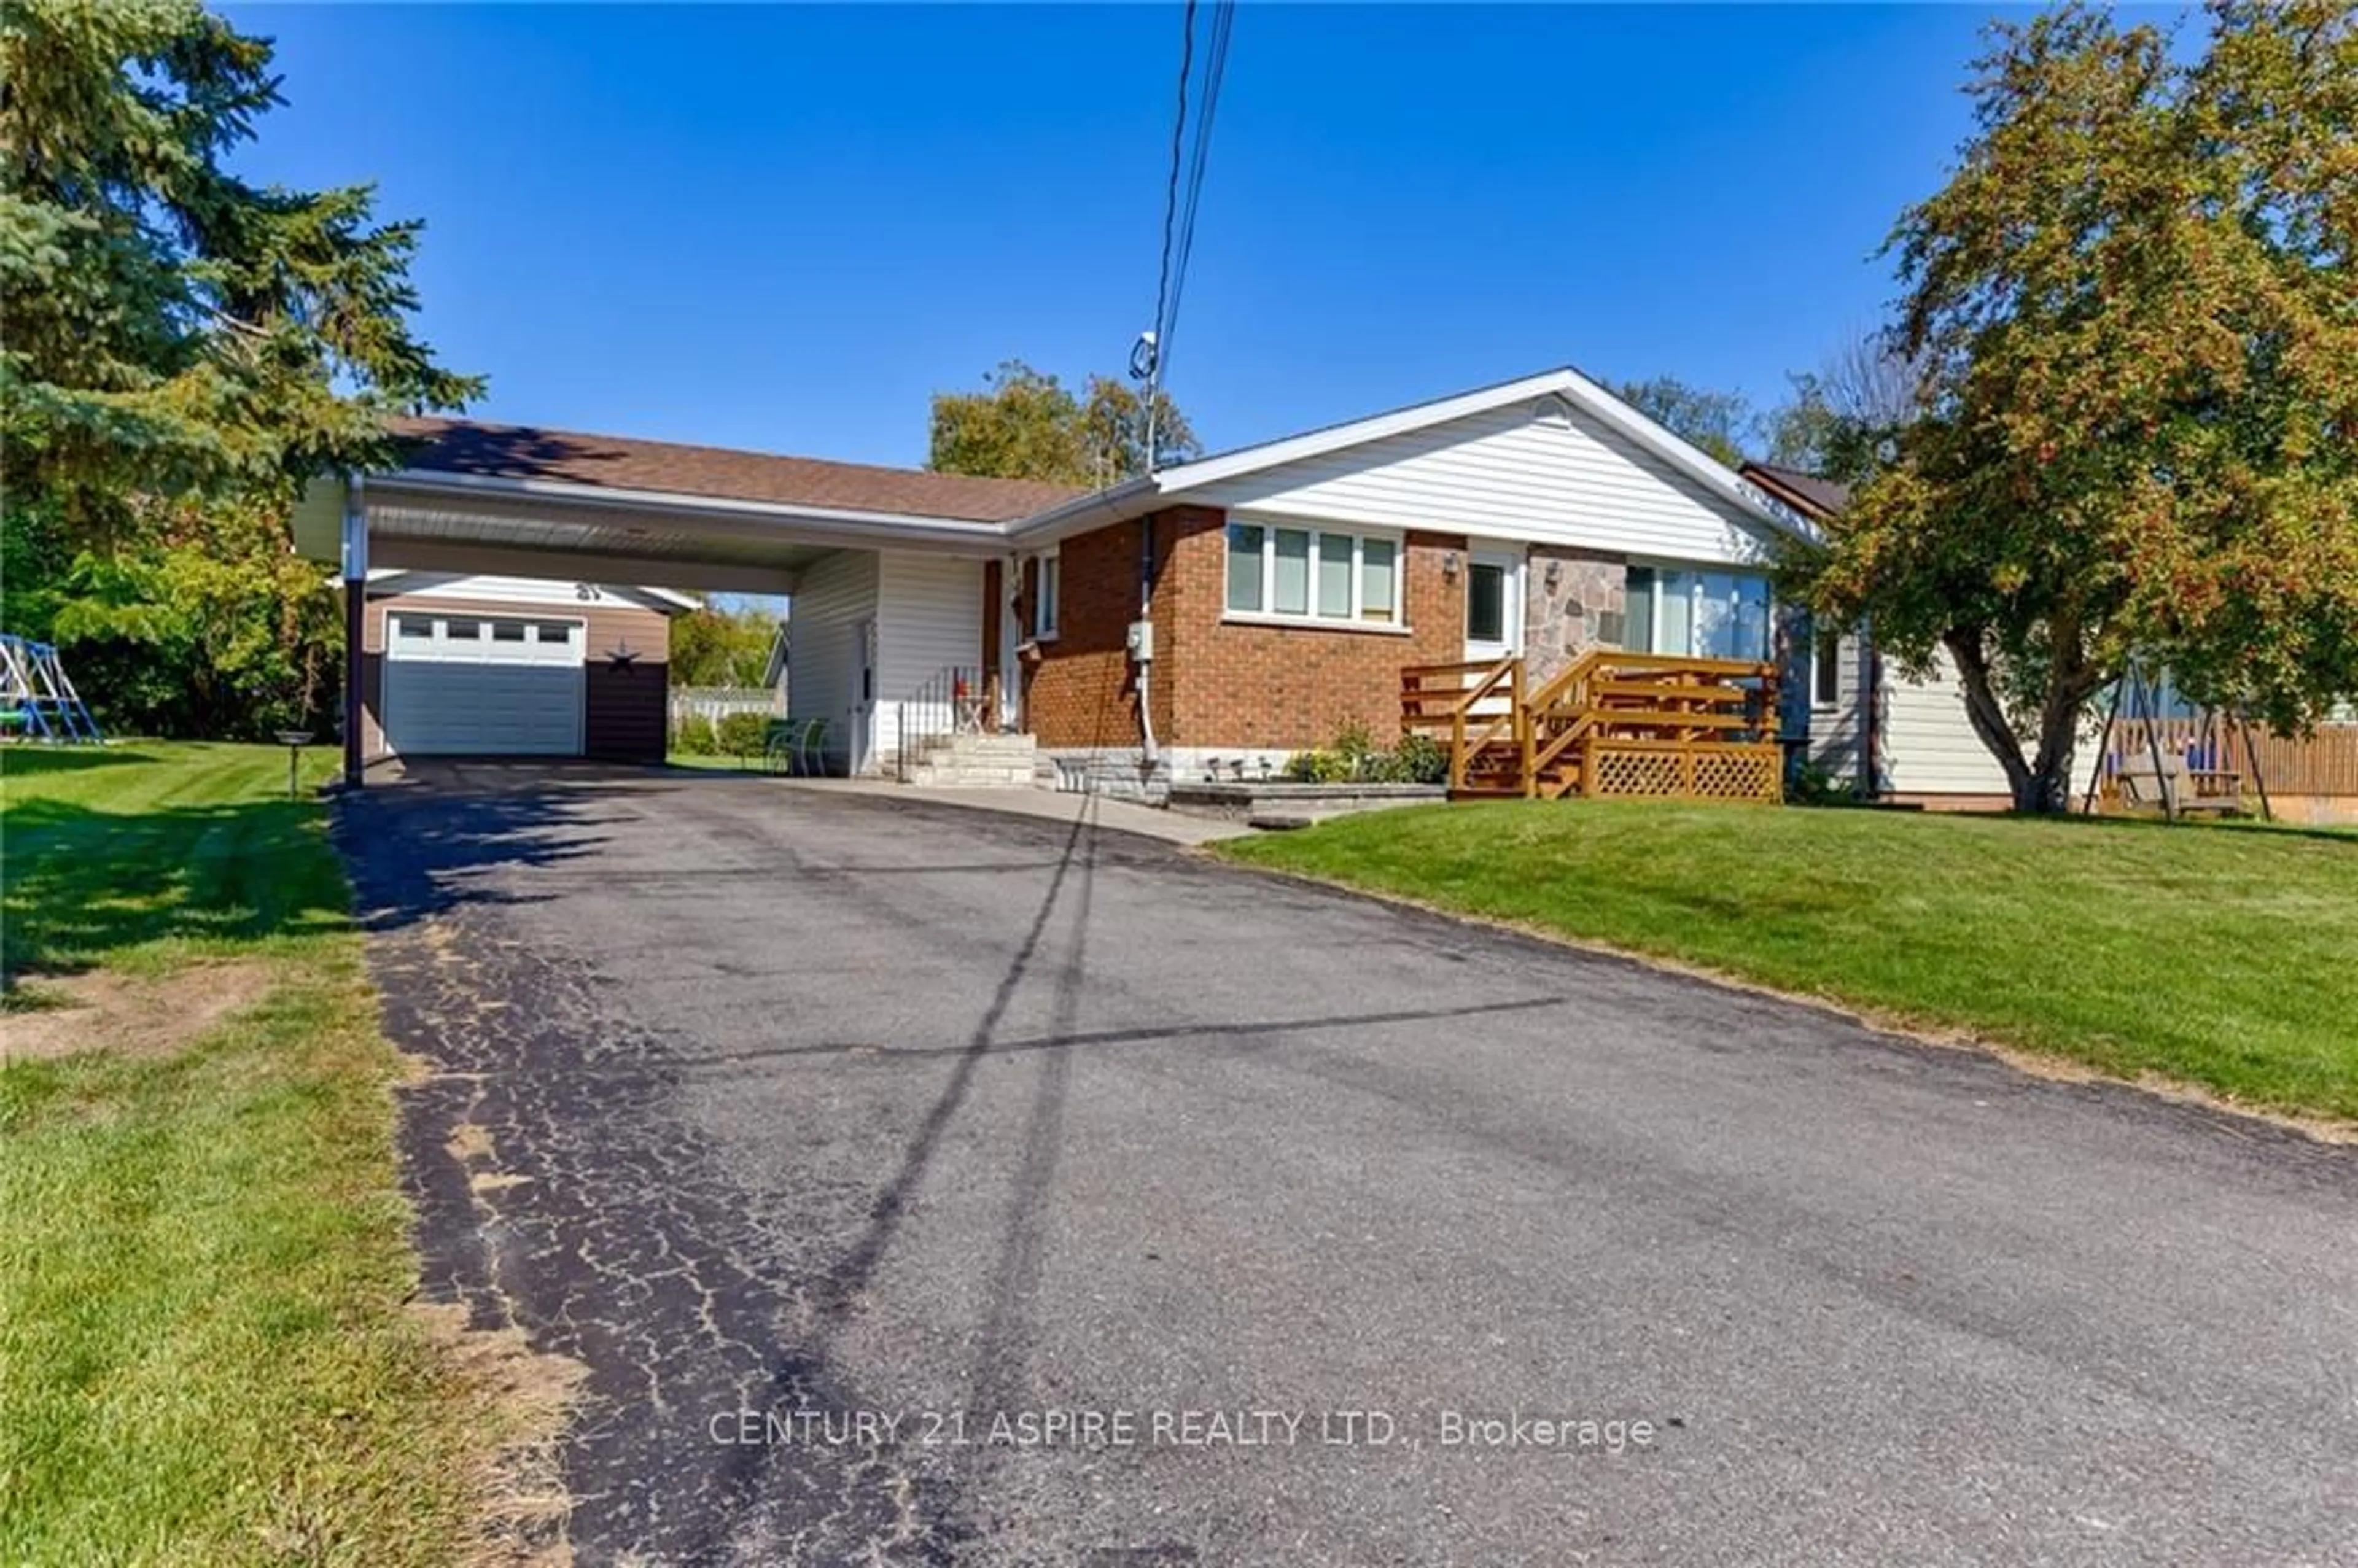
1401 649 1784 803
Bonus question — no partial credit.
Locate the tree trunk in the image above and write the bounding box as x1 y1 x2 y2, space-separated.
1942 627 2103 813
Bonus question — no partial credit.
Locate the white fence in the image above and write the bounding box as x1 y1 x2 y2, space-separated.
669 685 782 732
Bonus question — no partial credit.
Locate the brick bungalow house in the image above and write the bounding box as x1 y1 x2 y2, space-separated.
307 367 1921 793
936 367 1816 792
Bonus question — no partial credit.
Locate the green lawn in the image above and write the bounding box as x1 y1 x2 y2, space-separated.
1218 801 2358 1124
1 743 534 1564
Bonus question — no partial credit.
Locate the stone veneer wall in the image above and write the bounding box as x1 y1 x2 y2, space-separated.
1523 546 1629 686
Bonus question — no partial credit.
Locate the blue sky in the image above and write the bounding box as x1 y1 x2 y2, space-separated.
228 4 2087 468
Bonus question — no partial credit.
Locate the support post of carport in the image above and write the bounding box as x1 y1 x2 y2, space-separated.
340 475 368 789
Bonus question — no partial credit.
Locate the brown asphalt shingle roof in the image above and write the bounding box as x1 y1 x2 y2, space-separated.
388 416 1085 524
1741 461 1851 519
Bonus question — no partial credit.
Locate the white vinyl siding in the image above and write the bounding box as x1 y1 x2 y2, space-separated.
783 549 987 775
1193 397 1776 567
879 552 987 765
1881 646 2017 798
1870 643 2106 799
364 573 679 611
784 549 880 774
1805 627 1871 788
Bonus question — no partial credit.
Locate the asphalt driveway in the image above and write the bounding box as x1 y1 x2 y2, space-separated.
340 766 2358 1567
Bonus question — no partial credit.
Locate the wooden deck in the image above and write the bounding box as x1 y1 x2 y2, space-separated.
1403 650 1783 803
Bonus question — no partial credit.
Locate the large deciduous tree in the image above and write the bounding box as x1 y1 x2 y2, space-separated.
928 360 1199 486
1 0 477 734
1797 1 2358 812
669 602 780 688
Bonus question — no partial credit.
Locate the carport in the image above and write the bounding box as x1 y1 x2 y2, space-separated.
296 418 1073 785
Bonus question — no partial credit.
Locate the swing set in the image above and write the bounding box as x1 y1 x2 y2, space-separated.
0 634 104 745
2082 660 2270 823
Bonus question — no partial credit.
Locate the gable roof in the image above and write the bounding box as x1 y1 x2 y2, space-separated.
390 416 1083 525
1741 461 1851 522
1006 367 1815 543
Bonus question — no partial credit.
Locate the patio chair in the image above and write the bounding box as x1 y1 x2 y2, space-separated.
764 716 830 777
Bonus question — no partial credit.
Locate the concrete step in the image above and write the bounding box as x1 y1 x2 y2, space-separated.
935 732 1037 753
901 763 1040 789
911 734 1038 763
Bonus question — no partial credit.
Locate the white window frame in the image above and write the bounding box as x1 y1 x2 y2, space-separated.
1813 627 1844 710
1628 563 1776 663
1221 514 1410 635
1032 548 1060 642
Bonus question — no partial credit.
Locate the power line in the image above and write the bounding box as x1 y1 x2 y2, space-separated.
1142 0 1234 471
1161 0 1234 386
1148 0 1199 384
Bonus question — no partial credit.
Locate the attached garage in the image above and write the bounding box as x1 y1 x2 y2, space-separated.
359 573 690 763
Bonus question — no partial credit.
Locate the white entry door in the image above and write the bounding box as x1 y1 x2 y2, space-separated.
383 611 585 756
1463 548 1524 664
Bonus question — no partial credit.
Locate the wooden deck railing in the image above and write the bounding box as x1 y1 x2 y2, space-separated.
1401 650 1783 803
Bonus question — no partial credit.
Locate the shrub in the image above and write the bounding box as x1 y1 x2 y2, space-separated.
671 713 718 756
1280 724 1448 786
1382 732 1450 785
714 711 769 758
1283 747 1355 783
1786 758 1857 807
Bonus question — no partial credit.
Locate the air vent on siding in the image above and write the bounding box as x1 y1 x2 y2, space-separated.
1530 394 1576 429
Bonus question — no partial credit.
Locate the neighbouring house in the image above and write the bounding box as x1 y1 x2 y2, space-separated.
297 368 1967 794
355 572 692 763
1744 463 2358 819
1740 462 2027 808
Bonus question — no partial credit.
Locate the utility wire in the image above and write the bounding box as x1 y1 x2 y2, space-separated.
1148 0 1199 387
1161 0 1234 387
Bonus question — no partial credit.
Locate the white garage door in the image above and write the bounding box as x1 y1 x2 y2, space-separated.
383 612 585 756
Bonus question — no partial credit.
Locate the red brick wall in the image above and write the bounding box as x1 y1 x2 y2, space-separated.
1021 518 1170 748
1024 508 1467 753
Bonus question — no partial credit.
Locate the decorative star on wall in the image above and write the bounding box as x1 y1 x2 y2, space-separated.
604 639 642 672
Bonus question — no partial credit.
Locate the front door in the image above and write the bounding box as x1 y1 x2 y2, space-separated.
1463 547 1523 664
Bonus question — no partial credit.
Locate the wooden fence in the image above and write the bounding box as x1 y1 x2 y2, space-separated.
2095 716 2358 802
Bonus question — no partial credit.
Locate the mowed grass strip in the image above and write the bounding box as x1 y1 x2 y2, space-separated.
1217 801 2358 1122
0 743 524 1565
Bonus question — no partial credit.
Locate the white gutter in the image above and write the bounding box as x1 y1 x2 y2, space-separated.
1001 475 1162 546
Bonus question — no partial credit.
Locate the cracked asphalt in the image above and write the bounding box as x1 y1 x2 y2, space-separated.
337 765 2358 1567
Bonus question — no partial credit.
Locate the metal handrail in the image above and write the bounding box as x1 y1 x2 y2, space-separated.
895 663 988 778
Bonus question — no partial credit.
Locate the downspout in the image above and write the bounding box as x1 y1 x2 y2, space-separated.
1135 516 1159 770
1135 370 1162 773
